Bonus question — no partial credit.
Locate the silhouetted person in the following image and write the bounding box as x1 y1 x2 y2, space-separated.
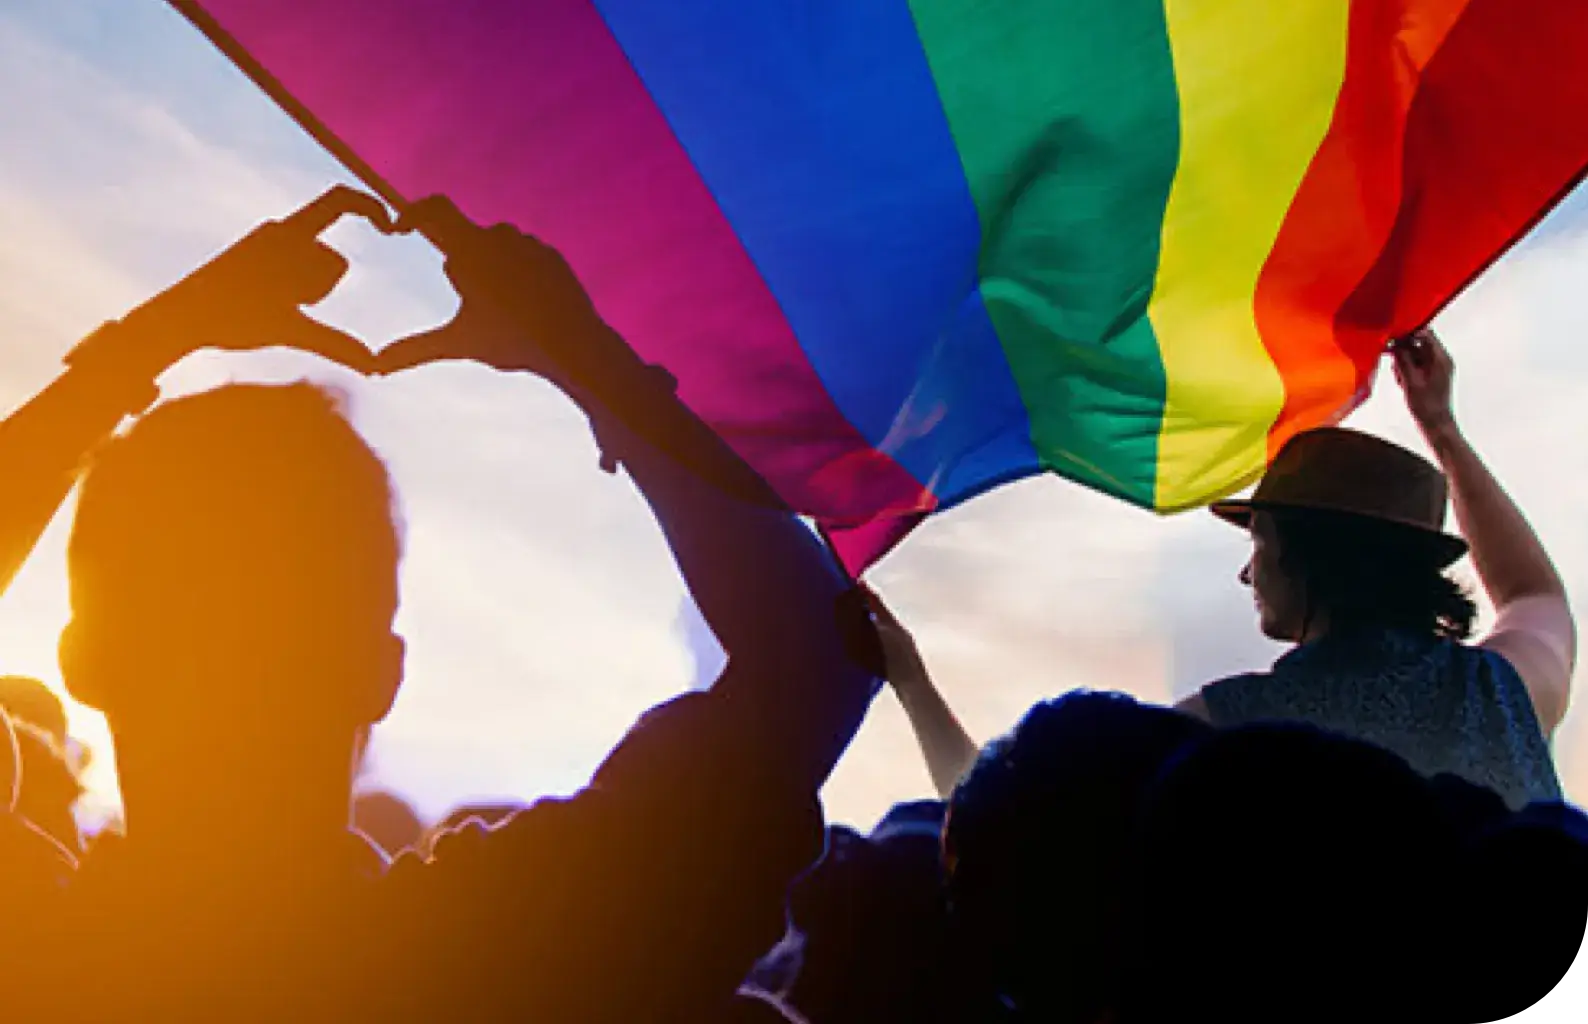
1428 770 1511 839
747 799 997 1024
842 587 980 799
943 691 1210 1022
55 382 404 1016
0 189 396 1023
0 190 880 1021
1454 801 1588 1019
1117 717 1460 1022
1180 330 1569 809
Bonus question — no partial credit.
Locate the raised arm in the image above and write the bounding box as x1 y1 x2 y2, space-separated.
0 187 391 598
377 199 884 1019
377 198 882 792
860 586 978 797
1393 329 1575 731
600 414 877 789
0 347 155 595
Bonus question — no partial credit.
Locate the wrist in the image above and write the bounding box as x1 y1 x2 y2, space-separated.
1418 414 1463 454
886 666 931 696
567 319 653 392
61 320 168 416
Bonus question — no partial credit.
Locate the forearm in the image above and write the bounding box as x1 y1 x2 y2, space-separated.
571 346 880 789
627 431 879 788
0 341 155 594
1425 419 1566 608
894 682 979 798
555 322 784 509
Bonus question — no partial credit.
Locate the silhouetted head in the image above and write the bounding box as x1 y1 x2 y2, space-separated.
1241 508 1475 643
943 691 1210 1022
61 383 403 843
1446 801 1588 1019
1428 771 1511 839
1119 723 1453 1021
771 805 968 1024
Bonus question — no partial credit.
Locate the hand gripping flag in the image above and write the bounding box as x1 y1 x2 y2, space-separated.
171 0 1588 573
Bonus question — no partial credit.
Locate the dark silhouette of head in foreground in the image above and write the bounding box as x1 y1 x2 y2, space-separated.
747 799 982 1024
1449 801 1588 1020
943 691 1211 1022
1117 724 1462 1022
62 383 404 863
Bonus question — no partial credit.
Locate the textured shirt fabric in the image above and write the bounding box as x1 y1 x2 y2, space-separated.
1202 629 1561 810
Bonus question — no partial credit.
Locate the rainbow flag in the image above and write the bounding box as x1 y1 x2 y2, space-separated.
173 0 1588 572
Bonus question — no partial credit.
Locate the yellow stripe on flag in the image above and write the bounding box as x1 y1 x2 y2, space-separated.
1149 1 1352 509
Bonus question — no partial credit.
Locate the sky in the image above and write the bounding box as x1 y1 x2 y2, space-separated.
0 0 1585 844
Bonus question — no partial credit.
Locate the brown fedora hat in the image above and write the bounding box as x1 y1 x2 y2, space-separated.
1210 427 1468 567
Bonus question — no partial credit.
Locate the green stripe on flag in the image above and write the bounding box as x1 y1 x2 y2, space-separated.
906 0 1181 504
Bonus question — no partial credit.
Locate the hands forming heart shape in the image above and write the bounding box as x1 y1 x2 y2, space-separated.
105 185 786 509
116 185 612 395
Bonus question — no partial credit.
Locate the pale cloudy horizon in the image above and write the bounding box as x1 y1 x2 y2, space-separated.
0 0 1584 849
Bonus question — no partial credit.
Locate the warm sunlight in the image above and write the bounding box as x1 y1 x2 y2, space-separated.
0 1 1584 839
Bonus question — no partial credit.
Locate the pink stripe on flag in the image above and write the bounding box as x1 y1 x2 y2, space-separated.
196 0 930 528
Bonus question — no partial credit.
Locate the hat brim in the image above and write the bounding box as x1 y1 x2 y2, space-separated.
1209 499 1469 568
1210 499 1256 529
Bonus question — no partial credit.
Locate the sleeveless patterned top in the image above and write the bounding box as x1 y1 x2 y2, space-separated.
1202 628 1561 810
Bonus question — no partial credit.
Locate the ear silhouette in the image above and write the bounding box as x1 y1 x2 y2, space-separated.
58 620 109 714
360 633 406 727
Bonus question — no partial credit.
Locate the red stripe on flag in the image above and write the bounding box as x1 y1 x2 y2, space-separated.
1254 0 1474 458
1337 0 1588 365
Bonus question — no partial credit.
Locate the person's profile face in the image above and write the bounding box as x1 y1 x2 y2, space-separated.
1243 512 1304 642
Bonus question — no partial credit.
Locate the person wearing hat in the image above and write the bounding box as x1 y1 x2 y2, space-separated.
1178 328 1571 809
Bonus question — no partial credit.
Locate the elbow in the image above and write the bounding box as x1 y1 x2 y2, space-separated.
1494 574 1573 614
1536 681 1572 738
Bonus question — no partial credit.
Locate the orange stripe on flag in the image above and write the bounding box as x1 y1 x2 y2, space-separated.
1255 0 1472 460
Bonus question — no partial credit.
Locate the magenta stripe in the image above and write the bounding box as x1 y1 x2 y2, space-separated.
196 0 931 524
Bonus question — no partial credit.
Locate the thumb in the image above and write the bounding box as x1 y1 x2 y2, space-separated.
398 195 479 256
294 240 353 307
266 311 378 374
374 320 476 375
